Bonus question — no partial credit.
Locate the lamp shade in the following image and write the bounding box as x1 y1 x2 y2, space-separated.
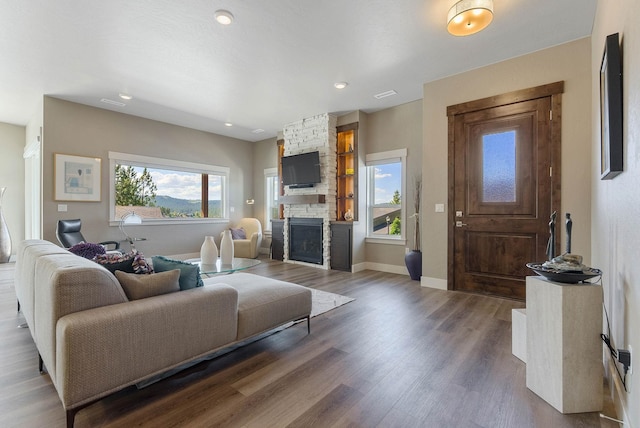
447 0 494 36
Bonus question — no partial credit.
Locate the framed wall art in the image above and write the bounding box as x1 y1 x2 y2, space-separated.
54 154 102 201
600 32 623 180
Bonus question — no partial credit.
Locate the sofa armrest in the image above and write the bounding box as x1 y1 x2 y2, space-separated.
55 285 239 410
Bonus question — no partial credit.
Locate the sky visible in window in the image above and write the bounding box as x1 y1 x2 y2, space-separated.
374 162 401 204
131 166 221 201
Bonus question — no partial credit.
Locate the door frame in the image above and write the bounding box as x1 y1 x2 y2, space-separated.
446 81 564 292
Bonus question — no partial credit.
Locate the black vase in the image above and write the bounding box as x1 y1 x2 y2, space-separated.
405 250 422 281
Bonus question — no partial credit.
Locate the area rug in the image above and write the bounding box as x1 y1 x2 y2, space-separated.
309 288 355 317
136 287 353 388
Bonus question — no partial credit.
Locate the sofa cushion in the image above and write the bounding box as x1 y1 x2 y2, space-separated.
230 227 246 239
115 269 180 300
133 252 154 274
68 242 106 259
206 272 312 340
152 256 203 290
94 251 137 274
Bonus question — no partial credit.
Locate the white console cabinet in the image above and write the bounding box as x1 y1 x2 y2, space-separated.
524 276 603 413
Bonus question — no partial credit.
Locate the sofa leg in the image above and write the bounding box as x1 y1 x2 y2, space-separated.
307 316 310 334
39 354 44 373
17 299 20 313
66 408 78 428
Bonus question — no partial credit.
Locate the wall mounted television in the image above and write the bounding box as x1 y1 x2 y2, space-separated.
282 151 321 188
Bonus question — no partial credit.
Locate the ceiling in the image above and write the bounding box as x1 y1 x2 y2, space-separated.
0 0 597 142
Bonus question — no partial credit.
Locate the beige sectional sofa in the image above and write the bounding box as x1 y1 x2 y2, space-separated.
15 240 312 428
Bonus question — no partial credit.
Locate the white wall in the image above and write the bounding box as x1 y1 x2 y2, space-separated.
591 1 640 425
0 122 26 258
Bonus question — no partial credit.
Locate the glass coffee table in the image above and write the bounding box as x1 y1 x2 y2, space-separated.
185 257 261 276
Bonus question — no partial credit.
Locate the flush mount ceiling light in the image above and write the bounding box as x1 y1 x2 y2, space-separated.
224 122 233 127
447 0 493 36
214 10 234 25
118 93 133 100
334 82 348 89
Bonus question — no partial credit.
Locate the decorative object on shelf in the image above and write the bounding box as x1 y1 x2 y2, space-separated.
200 236 218 265
54 153 102 202
347 192 354 198
220 229 234 265
344 209 353 221
0 187 12 263
348 143 353 153
565 213 572 253
345 168 354 175
525 263 602 284
405 175 422 280
545 211 557 260
528 213 601 283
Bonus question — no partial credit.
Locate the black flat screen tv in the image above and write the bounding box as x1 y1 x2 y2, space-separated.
282 151 321 188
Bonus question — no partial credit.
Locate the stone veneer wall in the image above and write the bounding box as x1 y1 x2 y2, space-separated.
282 113 337 269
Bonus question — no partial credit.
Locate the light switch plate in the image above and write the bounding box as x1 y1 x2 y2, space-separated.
435 203 445 213
58 204 67 212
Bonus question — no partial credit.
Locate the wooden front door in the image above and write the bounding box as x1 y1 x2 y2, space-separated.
448 83 563 300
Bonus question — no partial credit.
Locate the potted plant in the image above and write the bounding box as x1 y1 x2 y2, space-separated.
405 175 422 280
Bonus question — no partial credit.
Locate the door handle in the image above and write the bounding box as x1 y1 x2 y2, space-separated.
455 221 468 228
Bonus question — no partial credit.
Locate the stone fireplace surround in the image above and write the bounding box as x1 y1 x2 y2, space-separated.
282 113 337 270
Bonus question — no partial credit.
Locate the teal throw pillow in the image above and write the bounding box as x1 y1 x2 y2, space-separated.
151 255 203 290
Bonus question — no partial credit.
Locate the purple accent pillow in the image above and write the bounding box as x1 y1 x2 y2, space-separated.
230 227 246 240
94 250 152 275
68 242 106 259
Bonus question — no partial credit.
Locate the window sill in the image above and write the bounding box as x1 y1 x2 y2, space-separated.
365 237 407 246
109 218 229 227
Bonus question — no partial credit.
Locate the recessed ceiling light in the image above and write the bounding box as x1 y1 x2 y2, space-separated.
224 122 233 127
214 10 234 25
100 98 126 107
374 90 398 99
334 82 348 89
119 93 133 100
252 129 265 134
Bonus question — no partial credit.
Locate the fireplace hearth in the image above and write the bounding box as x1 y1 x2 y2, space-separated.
289 218 323 264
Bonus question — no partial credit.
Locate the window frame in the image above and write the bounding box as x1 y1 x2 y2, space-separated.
108 151 230 226
365 148 407 245
264 167 278 231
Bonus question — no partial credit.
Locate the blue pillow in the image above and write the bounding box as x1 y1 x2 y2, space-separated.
151 256 203 290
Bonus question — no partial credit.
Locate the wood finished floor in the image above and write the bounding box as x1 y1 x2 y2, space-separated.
0 259 617 428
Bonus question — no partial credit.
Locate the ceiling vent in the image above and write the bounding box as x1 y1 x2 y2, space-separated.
100 98 126 107
373 90 397 99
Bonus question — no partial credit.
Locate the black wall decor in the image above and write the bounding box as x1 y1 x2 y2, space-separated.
600 32 623 180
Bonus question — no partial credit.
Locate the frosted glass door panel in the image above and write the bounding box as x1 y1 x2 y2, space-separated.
482 131 516 203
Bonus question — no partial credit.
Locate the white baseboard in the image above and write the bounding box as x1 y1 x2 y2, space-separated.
353 261 408 276
420 276 448 290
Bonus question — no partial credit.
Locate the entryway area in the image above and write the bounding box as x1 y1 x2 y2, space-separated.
447 82 563 300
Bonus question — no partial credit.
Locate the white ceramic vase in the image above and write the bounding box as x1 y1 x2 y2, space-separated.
220 229 234 265
200 236 218 265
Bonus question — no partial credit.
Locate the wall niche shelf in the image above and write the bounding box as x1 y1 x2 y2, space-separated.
336 123 358 221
